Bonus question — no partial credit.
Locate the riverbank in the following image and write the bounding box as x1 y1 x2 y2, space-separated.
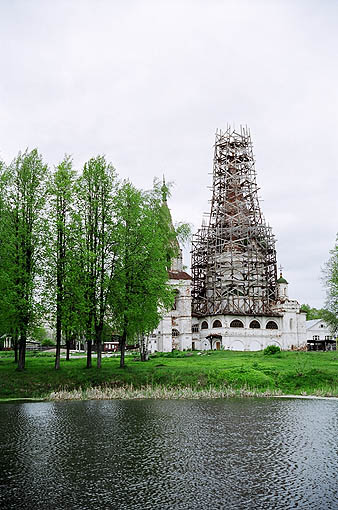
48 385 338 401
0 350 337 399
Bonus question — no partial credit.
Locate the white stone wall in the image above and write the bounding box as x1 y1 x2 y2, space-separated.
192 308 306 351
193 314 282 351
173 281 192 351
272 298 307 349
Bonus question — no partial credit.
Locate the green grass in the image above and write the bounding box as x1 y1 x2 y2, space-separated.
0 350 337 399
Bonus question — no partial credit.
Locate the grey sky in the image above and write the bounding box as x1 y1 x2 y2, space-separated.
1 0 337 307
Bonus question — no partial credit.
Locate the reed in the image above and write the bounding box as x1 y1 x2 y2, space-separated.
49 384 283 401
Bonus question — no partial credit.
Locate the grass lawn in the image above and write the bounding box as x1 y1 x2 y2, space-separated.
0 350 337 399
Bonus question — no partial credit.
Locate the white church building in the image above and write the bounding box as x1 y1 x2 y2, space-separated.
191 271 306 351
149 244 306 353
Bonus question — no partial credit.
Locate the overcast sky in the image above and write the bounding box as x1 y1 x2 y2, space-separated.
1 0 337 307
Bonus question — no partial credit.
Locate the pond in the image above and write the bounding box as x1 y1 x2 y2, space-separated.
0 398 337 509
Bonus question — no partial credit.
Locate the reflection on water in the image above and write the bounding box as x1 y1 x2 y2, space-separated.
0 398 337 509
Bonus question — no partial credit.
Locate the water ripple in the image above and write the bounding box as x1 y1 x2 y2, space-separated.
0 398 337 509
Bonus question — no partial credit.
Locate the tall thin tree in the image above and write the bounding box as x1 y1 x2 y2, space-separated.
111 181 174 368
74 156 118 368
4 150 47 371
48 156 76 369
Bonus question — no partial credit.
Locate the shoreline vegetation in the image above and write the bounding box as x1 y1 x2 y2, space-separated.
48 385 338 401
0 350 337 401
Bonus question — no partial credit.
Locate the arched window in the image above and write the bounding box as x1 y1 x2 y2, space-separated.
213 320 222 328
249 320 260 329
201 321 208 330
266 321 278 330
230 319 244 328
289 318 293 330
172 329 179 337
192 324 199 333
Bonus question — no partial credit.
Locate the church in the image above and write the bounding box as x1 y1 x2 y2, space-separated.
149 126 306 352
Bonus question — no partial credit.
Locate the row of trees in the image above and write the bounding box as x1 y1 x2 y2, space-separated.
300 304 327 320
0 150 182 371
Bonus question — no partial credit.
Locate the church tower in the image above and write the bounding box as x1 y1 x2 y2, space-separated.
277 268 289 301
148 179 192 353
191 126 277 317
191 126 306 351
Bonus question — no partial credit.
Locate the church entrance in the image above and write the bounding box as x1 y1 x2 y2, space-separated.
216 341 221 350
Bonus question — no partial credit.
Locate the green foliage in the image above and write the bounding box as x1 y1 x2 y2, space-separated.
0 149 48 369
31 326 49 343
111 181 175 348
73 156 118 365
41 338 55 347
300 304 324 320
263 345 281 355
174 221 192 245
0 151 188 371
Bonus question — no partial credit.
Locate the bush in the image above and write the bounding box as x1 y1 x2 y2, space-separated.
263 345 281 355
41 338 55 347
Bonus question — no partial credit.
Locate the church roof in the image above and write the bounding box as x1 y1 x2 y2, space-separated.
277 271 288 284
168 270 192 280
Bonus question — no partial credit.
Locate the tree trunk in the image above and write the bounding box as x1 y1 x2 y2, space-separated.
14 337 18 363
86 340 92 368
139 335 149 362
119 329 127 368
97 341 102 369
55 313 61 370
95 324 103 369
17 332 26 371
140 350 149 362
66 339 70 361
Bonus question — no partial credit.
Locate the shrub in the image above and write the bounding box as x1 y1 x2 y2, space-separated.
41 338 55 347
263 345 281 355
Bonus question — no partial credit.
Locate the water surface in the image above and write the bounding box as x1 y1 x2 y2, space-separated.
0 398 337 509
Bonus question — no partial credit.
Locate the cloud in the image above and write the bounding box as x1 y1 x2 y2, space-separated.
0 0 337 307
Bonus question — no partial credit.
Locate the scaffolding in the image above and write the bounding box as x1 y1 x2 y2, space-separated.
191 126 277 317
